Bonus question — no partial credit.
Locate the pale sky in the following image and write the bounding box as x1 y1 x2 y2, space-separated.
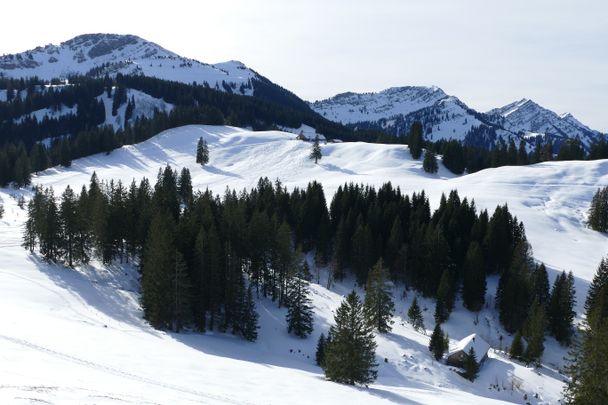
1 0 606 131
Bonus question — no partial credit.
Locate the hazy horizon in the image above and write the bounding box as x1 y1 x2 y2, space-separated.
1 0 606 132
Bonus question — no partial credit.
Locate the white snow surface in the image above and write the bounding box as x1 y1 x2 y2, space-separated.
0 34 257 95
1 125 607 404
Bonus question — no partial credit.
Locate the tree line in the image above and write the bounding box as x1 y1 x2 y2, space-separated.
22 170 577 361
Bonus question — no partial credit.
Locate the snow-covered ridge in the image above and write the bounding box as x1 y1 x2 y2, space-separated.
0 33 258 95
311 86 447 124
486 98 603 147
312 86 605 148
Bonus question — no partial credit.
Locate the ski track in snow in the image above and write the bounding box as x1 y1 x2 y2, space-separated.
0 334 246 404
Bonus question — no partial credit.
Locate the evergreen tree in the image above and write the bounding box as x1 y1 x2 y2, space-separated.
363 259 395 333
409 122 424 159
460 347 480 381
523 299 545 364
309 134 322 164
196 137 209 165
548 271 576 345
510 331 524 360
429 323 447 360
423 150 438 173
587 187 608 232
59 186 78 267
40 188 62 262
351 222 373 283
13 151 31 187
532 263 550 306
172 251 192 333
141 210 175 329
177 167 193 206
563 275 608 404
434 270 455 324
323 291 377 385
408 297 425 332
462 241 486 311
315 333 326 366
241 285 259 342
585 257 608 326
286 262 314 338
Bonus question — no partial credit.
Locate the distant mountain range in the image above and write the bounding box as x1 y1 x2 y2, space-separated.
1 34 604 149
311 86 606 149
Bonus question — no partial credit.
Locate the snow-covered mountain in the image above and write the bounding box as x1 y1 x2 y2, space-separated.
2 124 606 404
0 34 254 93
486 98 604 148
310 86 447 124
0 33 310 112
312 87 605 148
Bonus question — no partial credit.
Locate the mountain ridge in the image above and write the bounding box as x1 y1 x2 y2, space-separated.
311 86 605 149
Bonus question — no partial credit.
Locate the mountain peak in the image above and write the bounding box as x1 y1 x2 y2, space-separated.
0 33 261 95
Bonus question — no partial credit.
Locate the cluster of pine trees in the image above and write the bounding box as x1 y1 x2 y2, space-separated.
403 124 608 175
564 257 608 404
22 169 335 340
587 186 608 232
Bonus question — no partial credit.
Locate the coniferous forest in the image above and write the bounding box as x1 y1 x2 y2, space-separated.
22 166 578 380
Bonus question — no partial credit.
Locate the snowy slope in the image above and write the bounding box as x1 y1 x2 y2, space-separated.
0 34 257 94
1 125 607 404
97 88 174 131
486 99 604 148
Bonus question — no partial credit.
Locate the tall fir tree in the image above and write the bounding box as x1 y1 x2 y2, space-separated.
196 137 209 165
316 333 327 366
141 210 175 329
548 271 576 345
172 251 192 333
563 261 608 404
363 259 395 333
460 347 480 381
286 262 314 338
509 331 524 360
434 270 455 324
409 122 424 159
429 323 447 360
462 241 486 311
309 134 322 164
523 298 545 364
408 297 425 332
241 284 259 342
584 257 608 326
323 291 377 385
587 187 608 232
422 149 438 173
59 186 78 267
